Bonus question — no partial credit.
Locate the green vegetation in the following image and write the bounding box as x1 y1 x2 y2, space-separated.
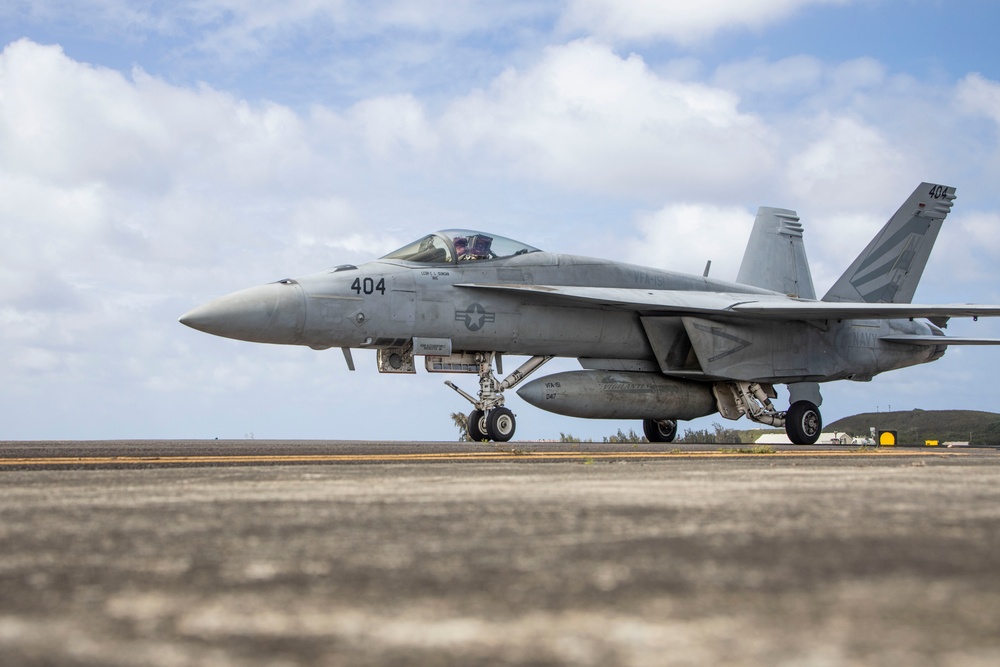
675 422 747 444
718 445 776 454
451 412 471 442
561 424 741 444
603 428 643 443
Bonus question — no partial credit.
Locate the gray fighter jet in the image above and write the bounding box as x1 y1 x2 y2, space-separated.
180 182 1000 443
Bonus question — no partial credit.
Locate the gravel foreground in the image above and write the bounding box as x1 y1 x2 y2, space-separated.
2 455 999 666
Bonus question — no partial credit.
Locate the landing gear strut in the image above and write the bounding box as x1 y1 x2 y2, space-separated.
446 353 552 442
713 381 824 445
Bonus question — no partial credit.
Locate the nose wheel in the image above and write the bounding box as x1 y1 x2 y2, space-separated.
468 410 488 441
448 353 552 442
486 407 515 442
468 407 516 442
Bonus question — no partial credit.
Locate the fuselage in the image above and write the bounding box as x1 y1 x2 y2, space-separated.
180 248 943 385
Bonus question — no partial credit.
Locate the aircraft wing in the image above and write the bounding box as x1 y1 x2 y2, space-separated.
457 284 757 315
457 283 1000 321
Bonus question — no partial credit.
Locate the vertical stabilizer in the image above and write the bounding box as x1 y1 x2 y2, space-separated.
823 183 956 303
736 207 816 299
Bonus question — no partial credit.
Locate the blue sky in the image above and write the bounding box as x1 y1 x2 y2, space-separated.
8 1 998 106
2 1 1000 441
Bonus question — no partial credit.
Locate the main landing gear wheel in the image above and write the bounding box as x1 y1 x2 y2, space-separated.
468 410 488 442
486 407 516 442
785 400 822 445
643 419 678 443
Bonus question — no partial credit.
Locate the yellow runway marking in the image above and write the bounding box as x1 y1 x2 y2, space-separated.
0 449 967 467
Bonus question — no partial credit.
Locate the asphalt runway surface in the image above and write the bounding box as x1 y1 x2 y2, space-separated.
2 441 999 666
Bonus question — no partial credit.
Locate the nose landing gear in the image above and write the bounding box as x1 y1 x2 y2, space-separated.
446 353 552 442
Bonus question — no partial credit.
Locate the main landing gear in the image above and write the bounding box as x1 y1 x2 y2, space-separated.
713 381 823 445
643 419 678 443
784 400 822 445
446 353 552 442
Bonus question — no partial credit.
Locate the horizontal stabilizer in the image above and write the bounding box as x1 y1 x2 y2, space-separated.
880 335 1000 346
727 301 1000 320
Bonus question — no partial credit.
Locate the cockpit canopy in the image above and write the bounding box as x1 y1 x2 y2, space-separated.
381 229 541 264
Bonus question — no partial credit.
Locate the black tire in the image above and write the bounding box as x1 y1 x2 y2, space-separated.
486 407 516 442
643 419 678 443
785 401 822 445
468 410 488 441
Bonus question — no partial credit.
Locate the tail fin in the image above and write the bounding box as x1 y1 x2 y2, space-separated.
736 207 816 299
822 183 956 303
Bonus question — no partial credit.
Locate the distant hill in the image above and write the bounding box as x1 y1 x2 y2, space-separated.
825 409 1000 446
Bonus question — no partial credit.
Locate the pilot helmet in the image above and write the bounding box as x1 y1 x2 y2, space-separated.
469 234 493 256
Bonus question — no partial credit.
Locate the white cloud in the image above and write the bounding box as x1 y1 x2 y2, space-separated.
712 56 886 108
929 211 1000 291
956 73 1000 125
0 40 327 198
444 39 775 200
713 55 826 97
784 114 909 207
0 41 352 422
560 0 853 44
347 94 439 159
624 203 752 279
0 41 168 190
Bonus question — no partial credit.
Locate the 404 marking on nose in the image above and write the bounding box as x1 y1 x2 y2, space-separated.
351 277 386 295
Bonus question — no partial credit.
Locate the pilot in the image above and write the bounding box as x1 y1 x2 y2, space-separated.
453 236 469 258
470 234 493 258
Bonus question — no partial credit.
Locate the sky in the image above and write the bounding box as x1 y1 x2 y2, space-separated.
2 0 1000 442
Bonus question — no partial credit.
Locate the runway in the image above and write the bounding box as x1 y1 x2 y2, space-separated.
0 438 980 468
2 441 999 666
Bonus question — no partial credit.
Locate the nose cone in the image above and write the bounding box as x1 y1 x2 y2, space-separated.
179 280 306 344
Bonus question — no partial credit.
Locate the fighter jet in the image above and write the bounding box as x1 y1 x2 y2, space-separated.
180 182 1000 444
